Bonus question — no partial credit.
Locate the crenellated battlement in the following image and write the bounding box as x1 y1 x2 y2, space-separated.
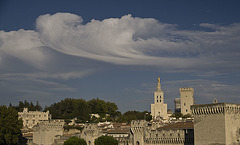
180 87 194 92
145 137 193 144
191 103 240 115
130 120 148 134
36 120 64 130
131 120 147 128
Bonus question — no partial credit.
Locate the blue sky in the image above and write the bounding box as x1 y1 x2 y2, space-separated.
0 0 240 112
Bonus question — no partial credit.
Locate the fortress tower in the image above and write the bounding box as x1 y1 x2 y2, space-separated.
192 103 240 145
151 77 168 120
180 87 194 115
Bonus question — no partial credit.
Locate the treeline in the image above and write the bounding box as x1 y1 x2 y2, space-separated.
10 100 42 112
44 98 119 123
11 98 152 123
116 111 152 123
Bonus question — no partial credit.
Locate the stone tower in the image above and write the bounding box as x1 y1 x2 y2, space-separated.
180 87 194 115
174 98 181 113
191 103 240 145
151 77 168 120
130 120 147 145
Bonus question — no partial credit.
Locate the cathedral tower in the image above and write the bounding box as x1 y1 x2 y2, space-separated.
151 77 168 120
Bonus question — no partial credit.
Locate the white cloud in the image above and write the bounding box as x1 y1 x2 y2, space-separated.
0 29 47 69
0 13 239 73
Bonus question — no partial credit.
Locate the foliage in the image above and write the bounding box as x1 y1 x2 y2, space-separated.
64 125 84 131
63 136 87 145
182 113 192 118
94 136 118 145
45 98 119 122
45 98 90 122
116 111 152 123
0 106 22 145
11 100 42 112
170 112 183 119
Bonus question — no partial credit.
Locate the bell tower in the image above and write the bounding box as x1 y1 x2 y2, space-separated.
151 77 168 120
154 77 164 104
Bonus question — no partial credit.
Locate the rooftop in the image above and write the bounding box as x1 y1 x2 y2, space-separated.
157 122 193 130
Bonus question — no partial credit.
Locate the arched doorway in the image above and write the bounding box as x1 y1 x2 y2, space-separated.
88 141 91 145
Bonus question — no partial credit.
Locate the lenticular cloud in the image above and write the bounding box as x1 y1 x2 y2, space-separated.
1 13 240 71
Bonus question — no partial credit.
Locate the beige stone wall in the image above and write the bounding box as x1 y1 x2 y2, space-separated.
192 103 240 145
225 104 240 145
180 88 194 115
130 120 147 145
18 108 51 128
33 120 64 145
80 123 103 145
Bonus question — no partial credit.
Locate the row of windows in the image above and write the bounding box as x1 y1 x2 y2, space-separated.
157 99 161 103
152 133 181 137
26 120 36 124
20 114 47 118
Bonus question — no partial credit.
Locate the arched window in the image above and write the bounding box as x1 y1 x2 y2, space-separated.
136 141 140 145
88 141 91 145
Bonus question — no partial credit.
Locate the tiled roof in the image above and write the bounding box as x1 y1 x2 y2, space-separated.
157 122 193 130
106 128 130 134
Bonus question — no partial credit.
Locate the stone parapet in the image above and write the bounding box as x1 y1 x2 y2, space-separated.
191 103 240 116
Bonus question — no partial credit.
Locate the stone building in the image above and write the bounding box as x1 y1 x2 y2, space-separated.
80 120 194 145
130 120 194 145
180 88 194 115
174 88 194 115
191 103 240 145
80 123 103 145
174 98 181 113
32 119 65 145
151 77 168 120
18 108 51 128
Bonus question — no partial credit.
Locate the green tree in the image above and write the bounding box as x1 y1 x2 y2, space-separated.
182 113 192 118
94 136 118 145
45 98 90 122
116 111 152 123
170 112 183 119
88 98 108 114
0 106 22 145
63 136 87 145
12 100 43 112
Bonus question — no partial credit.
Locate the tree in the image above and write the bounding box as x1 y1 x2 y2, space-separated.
170 112 183 119
12 100 43 112
63 136 87 145
116 111 152 123
182 113 192 118
94 136 118 145
0 106 22 145
45 98 90 122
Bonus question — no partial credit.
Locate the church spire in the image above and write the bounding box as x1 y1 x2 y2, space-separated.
157 77 162 91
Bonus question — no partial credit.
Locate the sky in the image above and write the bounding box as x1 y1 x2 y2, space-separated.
0 0 240 113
